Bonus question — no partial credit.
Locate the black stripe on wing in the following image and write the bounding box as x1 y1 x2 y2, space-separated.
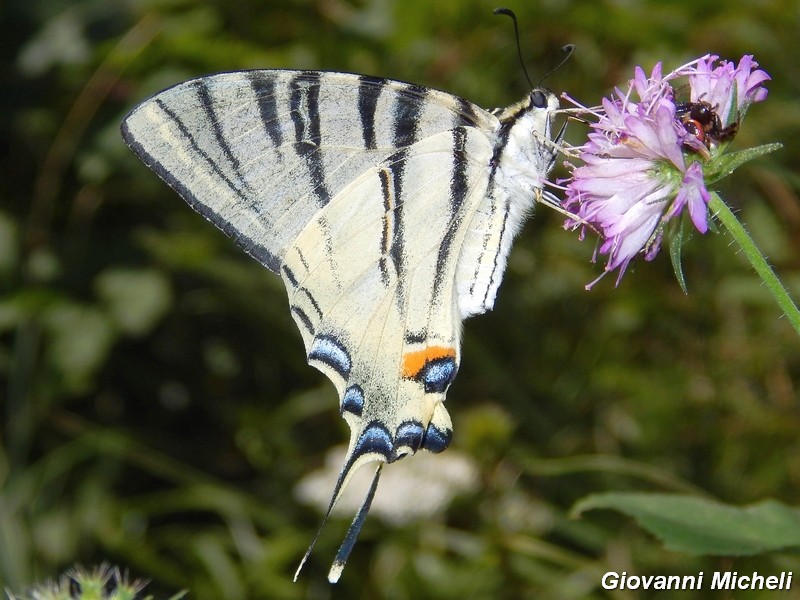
469 111 521 306
282 264 324 335
391 82 427 147
432 126 471 300
357 75 383 150
386 148 408 303
153 99 245 203
120 109 281 274
353 74 488 149
377 168 394 287
246 72 284 150
289 71 332 206
193 79 249 189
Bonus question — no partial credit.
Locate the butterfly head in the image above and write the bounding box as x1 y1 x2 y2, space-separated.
490 86 562 199
529 87 560 114
493 86 559 122
494 87 560 152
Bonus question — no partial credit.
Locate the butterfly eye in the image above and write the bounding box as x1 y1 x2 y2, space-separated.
530 89 547 108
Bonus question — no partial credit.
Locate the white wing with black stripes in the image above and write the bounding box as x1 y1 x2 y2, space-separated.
121 69 563 582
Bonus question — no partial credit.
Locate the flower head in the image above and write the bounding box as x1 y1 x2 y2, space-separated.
563 55 770 287
6 564 160 600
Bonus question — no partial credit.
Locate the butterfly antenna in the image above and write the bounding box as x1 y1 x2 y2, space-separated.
493 8 534 89
538 44 576 86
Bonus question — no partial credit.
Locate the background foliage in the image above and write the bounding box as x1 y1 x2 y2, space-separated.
2 0 799 598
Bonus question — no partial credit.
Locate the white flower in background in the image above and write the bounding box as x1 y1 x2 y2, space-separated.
295 447 479 525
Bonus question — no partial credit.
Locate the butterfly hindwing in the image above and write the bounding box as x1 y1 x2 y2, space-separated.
284 125 493 581
282 125 493 453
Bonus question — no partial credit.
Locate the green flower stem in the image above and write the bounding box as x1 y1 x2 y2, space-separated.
709 192 800 335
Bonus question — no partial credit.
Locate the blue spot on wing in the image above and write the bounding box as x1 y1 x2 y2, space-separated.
394 421 425 454
353 422 393 461
309 335 352 377
422 423 452 453
341 385 364 416
419 357 457 393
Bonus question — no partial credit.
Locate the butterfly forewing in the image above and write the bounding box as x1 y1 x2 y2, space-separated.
121 67 561 582
122 70 495 271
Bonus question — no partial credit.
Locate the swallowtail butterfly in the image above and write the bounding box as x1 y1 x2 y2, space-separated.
121 66 565 582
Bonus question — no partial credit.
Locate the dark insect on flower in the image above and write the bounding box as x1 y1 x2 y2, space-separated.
676 100 739 149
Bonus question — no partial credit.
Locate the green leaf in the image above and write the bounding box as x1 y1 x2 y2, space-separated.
43 302 116 393
571 493 800 556
0 210 19 275
705 142 783 184
668 220 688 294
94 268 172 337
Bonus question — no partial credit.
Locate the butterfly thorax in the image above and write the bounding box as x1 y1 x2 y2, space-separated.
455 88 560 318
491 88 560 210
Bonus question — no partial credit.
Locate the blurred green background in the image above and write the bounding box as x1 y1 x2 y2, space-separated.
1 0 799 598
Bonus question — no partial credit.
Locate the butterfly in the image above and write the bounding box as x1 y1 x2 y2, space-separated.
121 68 565 582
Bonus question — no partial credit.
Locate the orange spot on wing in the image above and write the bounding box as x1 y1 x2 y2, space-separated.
401 346 456 379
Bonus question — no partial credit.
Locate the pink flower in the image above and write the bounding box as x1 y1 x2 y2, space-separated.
683 55 770 125
667 162 712 234
563 55 770 288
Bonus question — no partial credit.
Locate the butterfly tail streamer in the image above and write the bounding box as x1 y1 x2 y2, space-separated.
294 450 384 582
328 463 383 583
292 463 350 582
293 507 332 582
